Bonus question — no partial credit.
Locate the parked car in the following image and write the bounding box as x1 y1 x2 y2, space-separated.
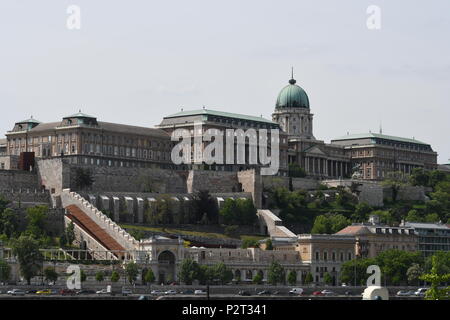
257 290 272 295
164 290 177 295
414 288 429 296
150 290 164 295
272 291 280 295
60 289 76 296
194 290 206 295
96 289 109 294
138 295 150 300
237 290 251 296
36 289 52 295
26 289 38 294
396 290 414 296
289 288 304 295
321 290 336 296
8 289 26 296
122 288 133 296
312 291 323 296
181 289 194 294
76 289 96 295
344 291 354 296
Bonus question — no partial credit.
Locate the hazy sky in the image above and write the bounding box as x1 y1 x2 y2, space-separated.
1 1 449 163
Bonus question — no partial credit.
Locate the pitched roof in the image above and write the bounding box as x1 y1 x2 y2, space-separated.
332 132 429 145
164 108 276 124
17 121 169 139
335 225 371 235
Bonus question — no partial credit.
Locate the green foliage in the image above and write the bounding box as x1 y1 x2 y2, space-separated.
80 269 86 282
241 238 260 249
304 272 313 285
73 167 94 190
253 272 263 284
407 263 424 286
311 214 351 234
375 250 423 285
288 163 306 178
323 272 332 285
193 190 219 224
0 208 19 238
340 258 377 286
424 251 450 275
420 255 450 300
44 267 58 283
224 225 238 237
144 269 155 284
265 238 273 250
129 229 145 241
382 171 409 202
110 270 120 283
267 261 285 285
25 205 48 239
220 198 257 226
11 235 43 285
287 270 297 285
95 271 104 282
125 262 139 285
65 222 75 245
178 258 200 285
352 202 372 222
0 259 11 283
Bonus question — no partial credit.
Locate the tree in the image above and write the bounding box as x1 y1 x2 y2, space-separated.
193 190 219 224
125 262 139 285
352 202 372 222
340 258 377 286
213 262 233 285
375 250 423 286
65 222 75 246
73 167 94 190
241 238 260 249
25 205 48 239
407 263 424 286
0 208 19 238
80 269 87 283
253 272 263 285
410 168 429 187
405 209 423 223
382 171 408 202
265 239 273 250
304 272 313 285
11 236 43 285
44 267 58 284
110 271 120 283
323 272 332 285
144 268 155 284
311 214 351 234
0 259 11 283
420 255 450 300
288 163 306 178
287 270 297 285
178 258 200 285
95 271 104 283
268 261 285 285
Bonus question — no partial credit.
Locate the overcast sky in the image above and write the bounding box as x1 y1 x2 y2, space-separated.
0 0 449 163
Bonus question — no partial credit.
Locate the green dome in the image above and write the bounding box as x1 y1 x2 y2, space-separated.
275 78 310 109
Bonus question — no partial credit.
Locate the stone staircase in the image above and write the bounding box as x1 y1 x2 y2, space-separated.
257 209 297 238
61 189 139 252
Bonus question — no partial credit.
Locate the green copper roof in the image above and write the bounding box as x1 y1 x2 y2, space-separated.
275 78 310 109
165 108 276 124
332 133 429 145
64 112 96 119
17 117 41 124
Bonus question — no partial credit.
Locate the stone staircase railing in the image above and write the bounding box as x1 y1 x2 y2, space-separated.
61 189 139 251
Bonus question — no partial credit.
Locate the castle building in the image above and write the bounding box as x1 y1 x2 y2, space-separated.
1 73 438 179
4 113 175 170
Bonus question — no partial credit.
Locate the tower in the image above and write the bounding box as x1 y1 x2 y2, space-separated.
272 72 315 140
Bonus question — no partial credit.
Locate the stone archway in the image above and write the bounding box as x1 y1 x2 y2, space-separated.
245 270 253 281
158 250 176 284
